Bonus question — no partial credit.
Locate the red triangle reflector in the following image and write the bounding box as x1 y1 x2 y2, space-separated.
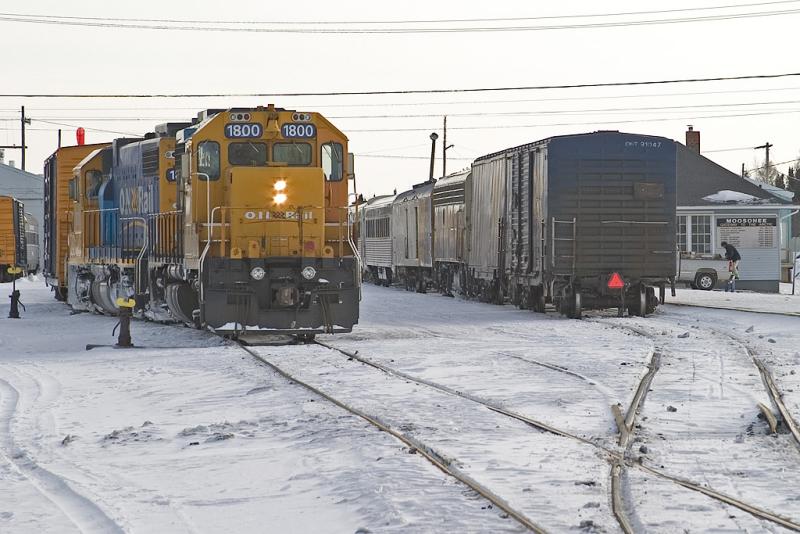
607 272 625 289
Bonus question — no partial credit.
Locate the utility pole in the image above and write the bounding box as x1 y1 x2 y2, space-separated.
754 142 773 181
429 132 438 182
442 116 454 178
21 106 30 171
0 107 29 165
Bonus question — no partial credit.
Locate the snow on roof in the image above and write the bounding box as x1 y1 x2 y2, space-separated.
701 190 768 204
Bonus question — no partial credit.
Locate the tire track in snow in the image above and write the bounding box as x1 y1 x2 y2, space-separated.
0 377 123 534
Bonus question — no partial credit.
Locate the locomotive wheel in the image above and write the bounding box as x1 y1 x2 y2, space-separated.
166 283 198 325
54 286 68 302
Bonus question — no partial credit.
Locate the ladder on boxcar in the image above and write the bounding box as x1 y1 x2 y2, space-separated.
551 217 577 274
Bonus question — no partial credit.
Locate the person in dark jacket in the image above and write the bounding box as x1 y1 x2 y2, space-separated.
721 241 741 292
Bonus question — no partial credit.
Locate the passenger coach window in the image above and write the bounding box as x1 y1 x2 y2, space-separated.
229 142 267 166
273 143 311 166
197 141 220 180
321 142 343 181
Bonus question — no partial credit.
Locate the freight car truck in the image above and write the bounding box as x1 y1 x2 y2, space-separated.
466 131 677 318
0 196 27 283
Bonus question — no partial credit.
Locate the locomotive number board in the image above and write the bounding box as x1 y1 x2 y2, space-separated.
224 123 264 138
281 123 316 139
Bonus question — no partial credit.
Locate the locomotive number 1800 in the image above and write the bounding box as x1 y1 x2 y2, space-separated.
281 123 316 138
224 123 263 138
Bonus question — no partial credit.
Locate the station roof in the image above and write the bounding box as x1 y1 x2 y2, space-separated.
677 144 794 208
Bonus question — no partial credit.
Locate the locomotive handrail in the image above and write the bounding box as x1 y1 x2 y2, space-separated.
119 216 148 298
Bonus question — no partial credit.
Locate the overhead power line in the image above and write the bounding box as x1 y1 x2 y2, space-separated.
3 1 798 25
5 97 800 123
3 71 800 99
34 119 141 137
0 10 797 34
344 108 800 132
1 4 799 33
4 85 800 112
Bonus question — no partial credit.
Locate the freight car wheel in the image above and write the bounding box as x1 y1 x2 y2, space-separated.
571 290 582 319
533 286 546 313
646 286 657 315
630 284 649 317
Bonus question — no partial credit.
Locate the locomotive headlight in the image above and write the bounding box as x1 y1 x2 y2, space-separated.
250 267 266 280
273 180 287 191
273 193 288 205
301 266 317 280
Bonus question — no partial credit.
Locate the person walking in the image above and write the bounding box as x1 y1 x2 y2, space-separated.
721 241 741 292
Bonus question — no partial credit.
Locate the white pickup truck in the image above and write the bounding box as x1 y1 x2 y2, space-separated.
676 253 730 290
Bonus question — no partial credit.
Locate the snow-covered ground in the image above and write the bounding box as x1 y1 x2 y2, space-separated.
1 277 799 532
666 284 800 315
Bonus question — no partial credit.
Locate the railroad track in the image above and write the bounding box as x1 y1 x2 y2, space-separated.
312 335 800 533
235 340 546 533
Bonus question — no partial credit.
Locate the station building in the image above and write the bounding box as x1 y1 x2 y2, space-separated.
677 127 797 292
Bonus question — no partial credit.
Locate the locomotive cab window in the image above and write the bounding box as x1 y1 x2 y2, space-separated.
321 142 343 181
273 143 312 166
229 142 268 167
68 178 78 201
85 170 103 200
196 141 220 180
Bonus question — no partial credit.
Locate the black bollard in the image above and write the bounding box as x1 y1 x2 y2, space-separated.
114 298 136 348
8 289 21 319
7 266 22 319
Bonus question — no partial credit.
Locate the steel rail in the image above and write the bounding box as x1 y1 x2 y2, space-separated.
709 327 800 450
664 300 800 318
638 463 800 531
236 341 545 533
610 462 634 534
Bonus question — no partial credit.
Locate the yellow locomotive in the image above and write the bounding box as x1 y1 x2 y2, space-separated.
44 106 360 337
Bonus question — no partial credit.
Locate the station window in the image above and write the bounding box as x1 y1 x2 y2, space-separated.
197 141 220 180
229 142 268 166
677 215 687 253
691 215 711 254
677 214 713 255
321 142 343 182
273 143 312 166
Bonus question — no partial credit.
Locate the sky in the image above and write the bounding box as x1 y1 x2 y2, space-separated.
1 0 799 198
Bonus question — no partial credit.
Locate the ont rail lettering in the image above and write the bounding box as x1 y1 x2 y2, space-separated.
244 210 314 221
